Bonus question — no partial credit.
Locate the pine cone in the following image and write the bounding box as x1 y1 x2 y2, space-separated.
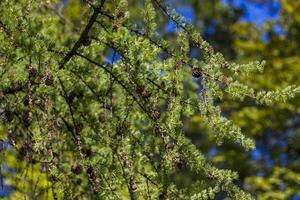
83 148 93 157
29 67 38 78
44 73 54 86
4 110 14 122
207 172 215 180
19 142 32 158
151 109 161 120
141 90 151 98
87 166 97 181
116 11 125 19
75 123 84 133
24 111 33 127
98 112 106 122
52 152 60 165
23 96 30 106
50 175 58 182
136 85 145 95
136 85 151 99
71 165 83 174
176 159 187 170
166 139 177 150
192 67 202 78
208 45 214 55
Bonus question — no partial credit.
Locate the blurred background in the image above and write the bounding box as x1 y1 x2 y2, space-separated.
172 0 300 199
1 0 300 199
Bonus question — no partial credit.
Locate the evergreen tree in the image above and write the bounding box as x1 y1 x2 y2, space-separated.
0 0 298 199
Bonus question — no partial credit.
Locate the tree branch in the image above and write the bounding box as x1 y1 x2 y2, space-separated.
59 0 106 69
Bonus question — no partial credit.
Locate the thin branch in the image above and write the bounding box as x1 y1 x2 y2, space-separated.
74 52 152 119
59 0 106 69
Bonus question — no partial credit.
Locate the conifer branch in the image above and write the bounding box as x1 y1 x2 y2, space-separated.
74 52 153 119
59 0 106 69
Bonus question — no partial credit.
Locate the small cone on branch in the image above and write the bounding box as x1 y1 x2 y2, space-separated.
192 67 202 78
71 165 83 175
141 90 151 98
29 67 38 78
44 72 54 86
98 112 106 122
136 85 151 99
151 109 161 120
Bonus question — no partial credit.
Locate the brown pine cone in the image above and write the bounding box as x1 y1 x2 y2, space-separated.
71 165 83 175
192 67 202 78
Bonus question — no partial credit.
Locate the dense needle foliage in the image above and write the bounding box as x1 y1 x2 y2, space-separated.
0 0 299 199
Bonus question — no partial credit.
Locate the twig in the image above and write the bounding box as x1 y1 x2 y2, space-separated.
59 0 106 69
